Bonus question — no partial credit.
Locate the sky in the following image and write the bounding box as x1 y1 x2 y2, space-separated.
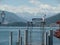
0 0 60 20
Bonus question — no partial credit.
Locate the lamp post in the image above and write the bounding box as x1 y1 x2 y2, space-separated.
1 11 5 24
41 15 46 45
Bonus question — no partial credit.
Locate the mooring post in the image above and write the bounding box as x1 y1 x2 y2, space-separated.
9 32 13 45
48 30 53 45
18 30 20 45
21 36 22 45
48 35 50 45
24 30 28 45
16 30 21 45
50 30 53 45
44 32 48 45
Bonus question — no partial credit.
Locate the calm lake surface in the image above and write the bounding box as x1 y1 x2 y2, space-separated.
0 26 60 45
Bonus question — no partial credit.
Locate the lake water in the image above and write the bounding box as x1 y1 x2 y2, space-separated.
0 27 60 45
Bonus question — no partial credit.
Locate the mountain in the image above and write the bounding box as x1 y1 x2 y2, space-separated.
0 10 27 26
0 10 60 26
0 10 27 23
17 12 57 21
46 13 60 26
32 13 60 27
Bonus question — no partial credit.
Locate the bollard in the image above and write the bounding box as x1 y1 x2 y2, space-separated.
46 32 48 45
18 30 20 45
9 32 13 45
21 36 22 45
48 30 53 45
24 30 28 45
16 30 21 45
44 32 48 45
50 30 53 45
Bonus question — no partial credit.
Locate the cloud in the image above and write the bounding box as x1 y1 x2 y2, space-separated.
0 0 60 15
0 4 39 14
0 4 60 15
29 0 41 6
29 0 60 14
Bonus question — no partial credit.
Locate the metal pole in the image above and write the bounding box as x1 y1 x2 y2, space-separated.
21 36 22 45
9 32 13 45
18 30 20 45
46 32 48 45
24 30 28 45
50 30 53 45
48 30 53 45
17 30 21 45
48 35 50 45
45 32 48 45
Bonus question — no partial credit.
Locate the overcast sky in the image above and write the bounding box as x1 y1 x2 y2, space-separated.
0 0 60 20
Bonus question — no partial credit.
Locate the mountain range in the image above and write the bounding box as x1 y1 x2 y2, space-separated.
0 10 27 23
0 10 27 26
32 13 60 27
0 10 60 26
46 13 60 26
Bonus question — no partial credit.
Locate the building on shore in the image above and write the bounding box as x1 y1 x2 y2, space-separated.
32 18 43 26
